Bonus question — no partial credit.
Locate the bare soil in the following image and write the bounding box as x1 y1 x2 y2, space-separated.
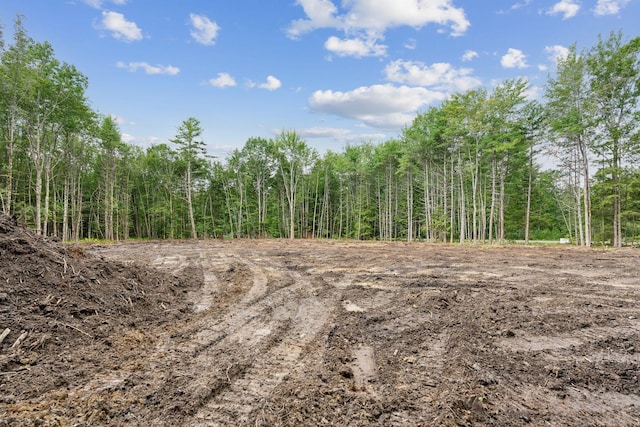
1 214 639 426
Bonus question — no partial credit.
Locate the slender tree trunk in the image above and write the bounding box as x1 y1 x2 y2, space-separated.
489 153 496 244
458 151 466 244
406 170 413 242
43 164 51 236
498 159 506 242
525 144 533 245
186 164 197 239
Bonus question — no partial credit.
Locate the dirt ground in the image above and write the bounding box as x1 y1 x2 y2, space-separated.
1 214 639 426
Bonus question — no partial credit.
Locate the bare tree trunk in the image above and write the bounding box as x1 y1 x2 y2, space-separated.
458 151 466 243
525 144 533 245
186 165 197 239
489 153 496 244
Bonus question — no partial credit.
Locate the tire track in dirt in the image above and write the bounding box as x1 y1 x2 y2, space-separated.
104 243 341 425
191 268 338 425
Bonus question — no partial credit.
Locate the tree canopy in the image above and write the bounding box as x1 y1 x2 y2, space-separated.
1 18 639 245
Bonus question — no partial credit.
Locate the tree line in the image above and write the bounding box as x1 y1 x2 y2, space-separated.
1 17 639 246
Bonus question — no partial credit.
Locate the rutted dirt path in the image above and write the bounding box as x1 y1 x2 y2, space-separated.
2 233 640 426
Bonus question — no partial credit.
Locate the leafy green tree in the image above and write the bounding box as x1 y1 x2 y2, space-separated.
274 130 316 239
586 32 640 246
240 137 276 237
0 16 31 215
97 116 121 240
545 44 596 246
171 117 206 239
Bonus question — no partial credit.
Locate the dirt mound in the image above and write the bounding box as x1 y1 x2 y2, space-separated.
0 214 198 423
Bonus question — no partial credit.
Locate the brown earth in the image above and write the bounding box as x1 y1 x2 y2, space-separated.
1 214 639 426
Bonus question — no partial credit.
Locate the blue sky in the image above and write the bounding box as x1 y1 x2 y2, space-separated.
1 0 638 158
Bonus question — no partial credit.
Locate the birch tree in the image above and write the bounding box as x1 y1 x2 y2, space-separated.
586 32 640 246
274 130 316 239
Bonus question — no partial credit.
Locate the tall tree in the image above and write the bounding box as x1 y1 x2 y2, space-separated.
0 16 31 215
586 32 640 247
521 101 546 244
21 39 89 234
97 116 121 240
241 137 276 237
171 117 206 239
485 79 528 242
274 130 316 239
545 44 596 246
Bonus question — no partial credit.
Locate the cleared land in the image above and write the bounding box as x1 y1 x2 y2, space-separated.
1 217 639 426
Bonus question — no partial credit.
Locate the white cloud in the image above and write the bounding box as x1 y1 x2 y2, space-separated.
501 48 528 69
462 49 478 62
511 0 531 10
288 0 470 43
547 0 581 19
325 35 387 58
594 0 631 15
288 0 342 39
498 0 532 14
545 45 570 63
206 72 236 88
309 84 446 129
404 38 417 50
384 60 481 92
83 0 129 8
297 127 387 142
116 61 180 75
98 11 143 42
109 114 135 126
114 134 164 148
121 133 136 144
524 84 542 101
189 13 220 46
248 76 282 91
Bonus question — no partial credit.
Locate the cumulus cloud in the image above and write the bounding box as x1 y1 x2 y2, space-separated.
547 0 581 19
462 49 479 62
501 48 528 69
288 0 470 55
287 0 342 39
248 76 282 91
545 45 570 63
594 0 631 15
325 35 387 58
98 11 143 42
384 60 481 92
205 72 236 88
190 13 220 45
116 61 180 75
309 84 446 129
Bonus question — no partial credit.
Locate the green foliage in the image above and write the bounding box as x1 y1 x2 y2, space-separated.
1 15 638 244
